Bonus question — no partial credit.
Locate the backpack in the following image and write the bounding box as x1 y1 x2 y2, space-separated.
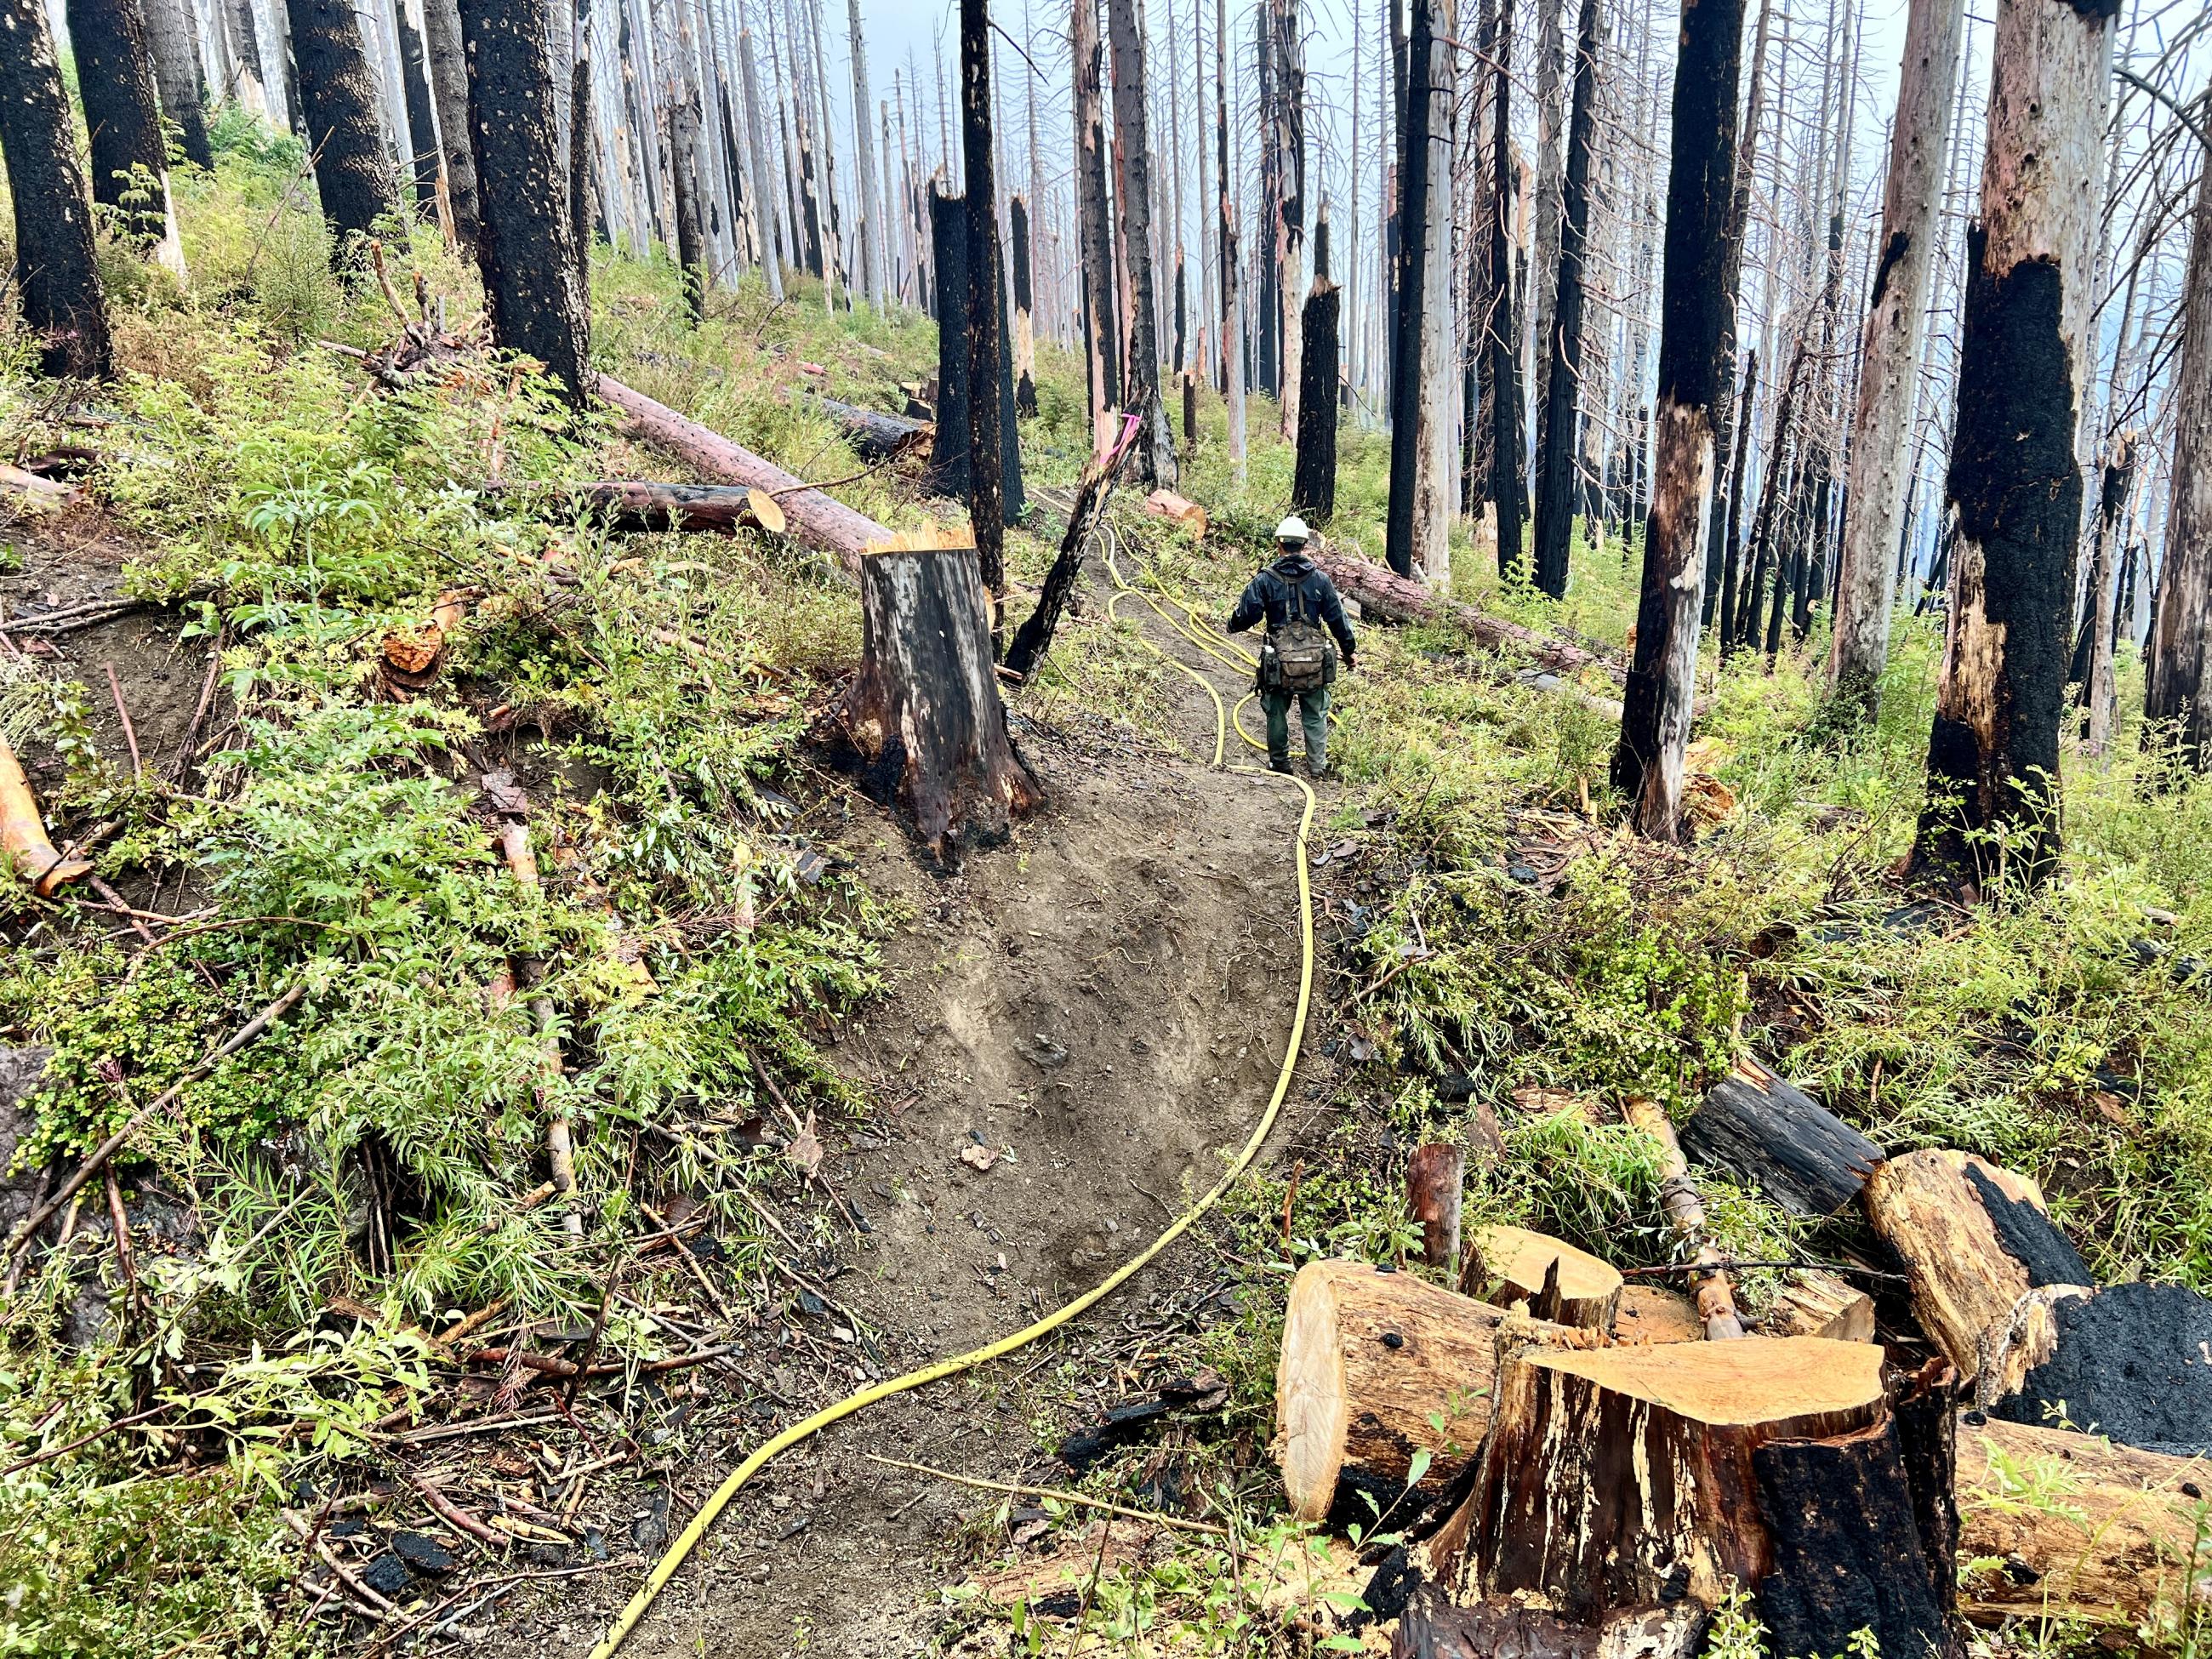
1262 575 1337 694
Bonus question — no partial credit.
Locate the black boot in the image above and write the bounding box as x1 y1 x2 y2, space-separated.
1268 756 1293 774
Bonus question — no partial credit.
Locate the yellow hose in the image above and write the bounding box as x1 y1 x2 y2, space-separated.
587 543 1316 1659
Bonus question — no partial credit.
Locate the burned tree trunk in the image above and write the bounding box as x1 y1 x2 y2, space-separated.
1715 350 1758 651
395 3 442 215
141 0 214 168
928 186 974 499
1832 0 1964 717
558 480 788 535
958 0 1012 617
1074 0 1120 458
1010 193 1039 417
1002 415 1140 681
1267 0 1306 444
2145 148 2212 770
2081 430 2135 755
1291 280 1341 523
1216 0 1245 474
1485 3 1526 581
1106 0 1176 485
815 396 932 463
1912 0 2113 893
66 0 186 271
421 0 480 252
1384 0 1451 579
1394 1591 1706 1659
1609 0 1746 838
669 86 709 323
457 0 591 403
288 0 402 255
0 0 112 379
1531 0 1600 601
1678 1056 1886 1218
846 532 1042 862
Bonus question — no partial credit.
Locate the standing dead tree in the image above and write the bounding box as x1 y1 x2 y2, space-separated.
1385 0 1455 583
66 0 188 277
1485 0 1527 581
1531 0 1602 599
0 0 113 379
1106 0 1176 485
288 0 402 257
1830 0 1967 719
1075 0 1120 458
2146 134 2212 770
1611 0 1748 838
1913 0 2115 893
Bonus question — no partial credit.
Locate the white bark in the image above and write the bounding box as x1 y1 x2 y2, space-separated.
1411 0 1458 587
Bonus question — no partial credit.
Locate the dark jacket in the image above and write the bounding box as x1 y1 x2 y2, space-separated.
1227 553 1356 664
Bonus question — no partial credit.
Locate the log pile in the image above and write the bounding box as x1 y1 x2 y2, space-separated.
1276 1055 2212 1650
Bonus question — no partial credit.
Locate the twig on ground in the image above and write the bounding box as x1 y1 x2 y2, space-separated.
102 664 142 773
413 1477 506 1547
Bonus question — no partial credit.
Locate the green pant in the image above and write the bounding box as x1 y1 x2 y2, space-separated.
1262 686 1331 772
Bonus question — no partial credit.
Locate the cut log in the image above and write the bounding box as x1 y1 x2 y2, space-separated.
1143 488 1209 540
1960 1417 2212 1629
1406 1144 1465 1270
812 395 932 463
0 732 91 896
845 529 1042 862
1274 1259 1585 1524
596 374 887 570
1307 540 1625 688
1392 1586 1707 1659
1622 1097 1745 1338
1861 1149 2092 1381
1679 1055 1886 1217
1765 1268 1876 1343
1468 1224 1622 1331
558 481 788 537
1984 1282 2212 1457
1443 1337 1895 1622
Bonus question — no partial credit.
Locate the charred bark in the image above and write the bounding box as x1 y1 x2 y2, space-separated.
2145 145 2212 768
421 0 479 252
66 0 180 256
1912 0 2113 894
1291 280 1341 524
1106 0 1175 484
142 0 213 168
1531 0 1599 600
959 0 1017 608
1074 0 1120 457
288 0 402 254
2080 431 2135 755
0 0 112 378
1715 349 1758 648
457 0 590 402
670 85 708 322
928 186 974 498
1384 0 1445 579
1002 416 1140 681
1010 192 1039 418
1611 0 1747 838
1485 4 1526 582
394 3 442 214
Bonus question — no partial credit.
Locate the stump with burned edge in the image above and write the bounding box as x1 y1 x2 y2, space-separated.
1434 1337 1954 1659
845 529 1041 862
1679 1054 1885 1217
1274 1259 1585 1524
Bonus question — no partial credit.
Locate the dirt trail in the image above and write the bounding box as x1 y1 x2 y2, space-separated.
524 578 1317 1659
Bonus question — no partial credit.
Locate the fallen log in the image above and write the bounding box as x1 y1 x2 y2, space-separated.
1274 1259 1586 1524
1960 1417 2212 1630
1467 1224 1622 1331
1391 1586 1707 1659
0 733 92 896
553 480 789 537
1983 1281 2212 1457
1765 1267 1876 1342
1440 1337 1951 1659
812 395 932 462
596 374 888 570
1306 541 1625 688
1143 488 1209 540
1622 1097 1745 1338
845 528 1042 862
1678 1055 1885 1217
1861 1149 2092 1381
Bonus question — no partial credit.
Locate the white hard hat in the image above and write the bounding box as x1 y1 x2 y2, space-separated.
1274 515 1311 544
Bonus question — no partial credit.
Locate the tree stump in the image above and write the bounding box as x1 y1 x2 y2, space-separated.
845 530 1041 862
1862 1149 2092 1380
1679 1055 1886 1217
1406 1144 1465 1270
1442 1337 1892 1617
1468 1224 1622 1331
1274 1259 1584 1523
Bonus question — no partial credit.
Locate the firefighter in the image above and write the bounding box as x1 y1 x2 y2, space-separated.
1226 516 1357 777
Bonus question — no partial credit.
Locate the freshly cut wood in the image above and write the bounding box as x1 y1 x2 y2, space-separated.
1863 1149 2092 1380
1143 489 1209 540
812 395 932 462
1468 1224 1622 1331
1405 1144 1465 1269
1679 1055 1885 1217
845 529 1042 862
1959 1417 2212 1629
1440 1338 1895 1622
1274 1259 1584 1524
1984 1282 2212 1457
0 733 92 896
1610 1285 1706 1346
596 375 888 570
1622 1097 1745 1338
1392 1587 1707 1659
559 481 788 537
1765 1268 1876 1343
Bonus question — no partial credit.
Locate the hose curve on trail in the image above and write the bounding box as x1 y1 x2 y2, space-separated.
588 537 1317 1659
